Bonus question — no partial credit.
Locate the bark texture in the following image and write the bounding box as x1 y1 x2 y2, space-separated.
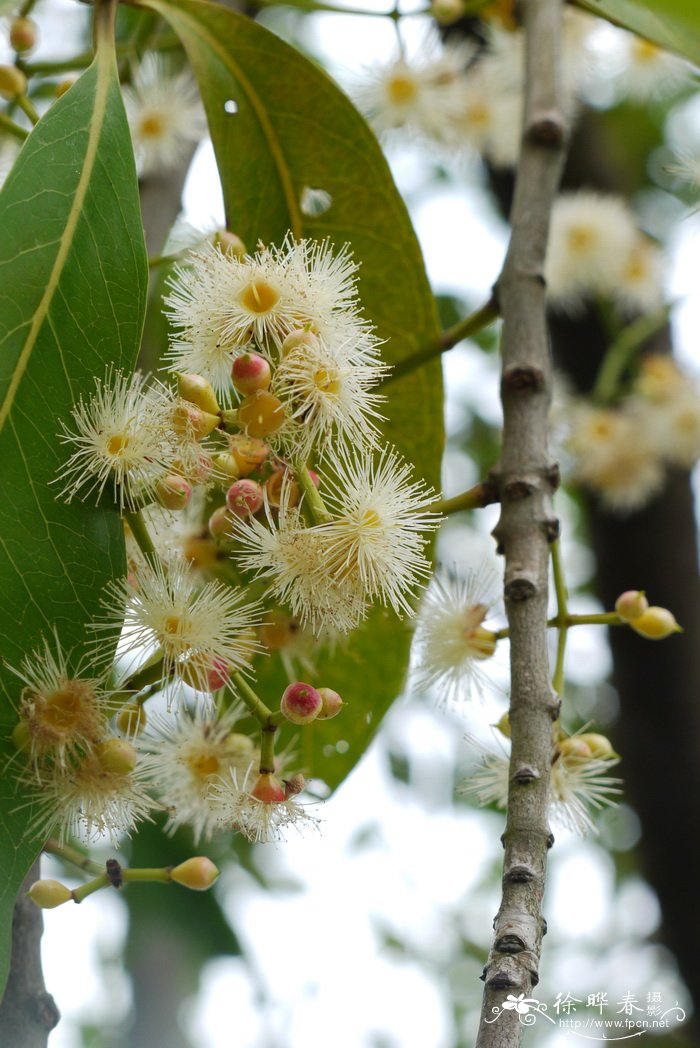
476 1 567 1044
0 861 59 1048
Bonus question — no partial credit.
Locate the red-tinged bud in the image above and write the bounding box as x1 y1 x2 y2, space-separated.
237 391 285 438
10 17 38 52
155 475 192 511
630 606 682 640
264 468 299 508
173 450 214 486
181 653 231 692
228 435 270 476
251 772 286 803
207 657 231 691
280 681 323 725
226 479 263 516
27 880 72 909
307 469 320 489
576 733 617 759
208 505 233 539
283 772 305 798
172 403 220 441
0 64 26 99
97 738 138 775
615 590 648 622
213 453 241 482
316 687 344 720
558 737 593 760
171 856 220 891
281 329 320 357
232 352 272 396
116 703 147 737
177 373 220 415
213 230 246 257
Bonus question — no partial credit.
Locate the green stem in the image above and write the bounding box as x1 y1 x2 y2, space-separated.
251 0 430 16
43 839 103 877
592 305 673 405
124 654 166 693
494 610 626 641
550 541 568 697
383 298 498 386
231 672 273 723
259 723 277 774
122 867 172 884
433 481 497 516
71 873 109 903
294 463 333 525
124 509 160 569
15 94 39 125
0 112 28 141
148 251 185 269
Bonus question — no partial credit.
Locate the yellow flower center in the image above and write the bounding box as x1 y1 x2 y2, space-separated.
164 614 187 635
361 508 381 528
139 113 167 139
465 103 491 128
387 74 418 105
240 279 280 315
632 38 660 65
107 433 130 457
314 368 340 395
41 688 82 730
567 225 596 253
188 752 221 778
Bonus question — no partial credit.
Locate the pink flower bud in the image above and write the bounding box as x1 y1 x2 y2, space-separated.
280 682 323 725
281 329 321 357
232 352 272 395
208 505 233 539
226 479 263 516
207 657 231 691
155 475 192 511
316 687 344 720
251 772 286 803
615 590 648 622
171 857 220 891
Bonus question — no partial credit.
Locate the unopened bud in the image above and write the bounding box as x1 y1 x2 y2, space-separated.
630 606 682 640
171 856 220 891
10 17 38 52
11 719 30 752
181 654 231 692
558 736 593 760
116 703 147 736
172 403 220 441
576 733 617 759
228 435 270 475
224 732 256 761
96 738 137 775
27 879 72 909
251 772 286 803
208 505 233 539
237 391 285 438
430 0 465 24
283 772 305 798
155 475 192 510
615 590 648 622
0 64 27 100
494 713 511 739
183 533 220 568
259 612 301 651
232 352 272 396
281 329 320 357
280 681 323 725
316 687 344 720
177 373 220 415
226 478 263 516
213 230 246 257
213 452 241 482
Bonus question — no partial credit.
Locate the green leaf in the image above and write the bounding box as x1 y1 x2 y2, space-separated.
576 0 700 65
0 42 147 993
141 0 444 789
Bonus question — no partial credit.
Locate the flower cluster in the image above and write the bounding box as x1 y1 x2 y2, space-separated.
558 355 700 513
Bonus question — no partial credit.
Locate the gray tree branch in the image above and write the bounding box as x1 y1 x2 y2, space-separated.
476 1 568 1043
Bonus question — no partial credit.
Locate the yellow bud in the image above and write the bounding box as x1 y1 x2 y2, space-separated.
213 453 241 482
494 712 511 739
630 606 682 640
237 391 285 438
177 373 220 415
27 879 72 909
171 857 220 891
558 737 593 760
430 0 465 25
173 403 220 441
576 733 618 760
615 590 648 622
0 64 27 100
116 703 147 737
10 17 38 53
213 230 246 257
97 738 137 774
11 719 30 752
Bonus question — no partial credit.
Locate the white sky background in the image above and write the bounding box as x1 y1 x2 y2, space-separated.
4 2 697 1045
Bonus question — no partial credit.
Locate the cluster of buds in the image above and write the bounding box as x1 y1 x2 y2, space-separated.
280 681 344 725
615 590 682 639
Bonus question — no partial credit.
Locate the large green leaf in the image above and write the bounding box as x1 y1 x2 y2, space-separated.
141 0 444 789
577 0 700 65
0 40 147 993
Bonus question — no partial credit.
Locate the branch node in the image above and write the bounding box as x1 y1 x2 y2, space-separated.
495 934 528 954
501 364 546 393
542 516 560 542
513 764 540 785
32 992 60 1031
526 110 566 146
505 864 537 884
505 479 535 501
546 832 555 850
484 969 521 990
504 576 538 602
545 460 561 489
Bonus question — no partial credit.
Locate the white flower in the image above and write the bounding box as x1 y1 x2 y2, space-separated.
7 633 111 772
613 235 665 316
564 402 665 513
412 565 501 703
317 447 442 617
545 192 639 313
463 732 621 836
138 705 253 843
56 370 179 510
98 559 262 693
232 502 369 634
667 151 700 191
271 333 387 455
210 768 319 844
123 54 208 176
647 391 700 468
616 33 690 103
